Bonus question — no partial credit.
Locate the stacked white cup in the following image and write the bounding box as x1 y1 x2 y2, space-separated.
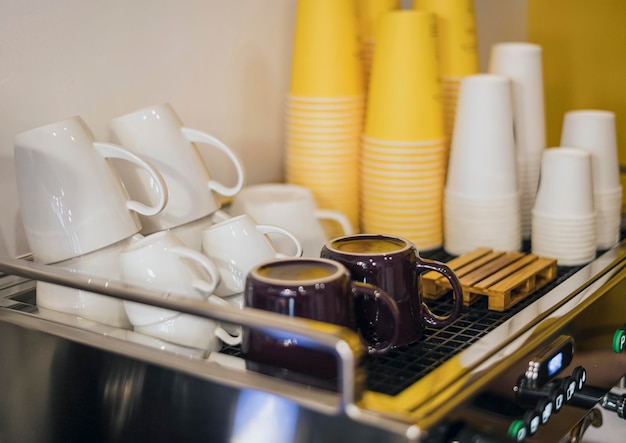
109 102 246 251
14 116 169 328
119 230 242 353
229 183 353 257
488 42 547 240
531 147 597 266
443 74 521 256
560 110 623 250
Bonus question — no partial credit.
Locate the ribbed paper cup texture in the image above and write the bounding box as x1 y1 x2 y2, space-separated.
413 0 479 76
364 11 443 141
290 0 363 97
446 74 518 197
560 110 621 193
488 42 545 239
533 148 595 219
356 0 400 89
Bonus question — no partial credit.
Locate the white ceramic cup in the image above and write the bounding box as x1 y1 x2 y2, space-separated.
14 116 168 264
35 235 143 329
228 183 353 257
201 214 303 297
109 102 246 235
119 231 241 351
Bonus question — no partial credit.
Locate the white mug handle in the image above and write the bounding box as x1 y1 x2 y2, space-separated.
207 294 242 345
314 209 354 236
181 127 246 197
169 246 221 295
256 224 303 258
93 142 168 216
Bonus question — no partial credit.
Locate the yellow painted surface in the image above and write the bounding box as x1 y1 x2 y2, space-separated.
528 0 626 201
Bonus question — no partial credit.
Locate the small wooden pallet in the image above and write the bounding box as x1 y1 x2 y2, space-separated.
422 248 558 311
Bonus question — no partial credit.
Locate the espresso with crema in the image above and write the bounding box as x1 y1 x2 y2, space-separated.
257 260 337 281
331 237 406 254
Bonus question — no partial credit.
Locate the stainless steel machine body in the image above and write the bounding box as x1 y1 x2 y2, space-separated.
0 242 625 442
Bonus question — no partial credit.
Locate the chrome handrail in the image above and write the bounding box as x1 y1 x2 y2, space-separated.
0 256 364 412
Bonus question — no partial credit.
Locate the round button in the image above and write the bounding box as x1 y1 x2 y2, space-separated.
524 409 541 436
538 398 554 425
612 329 626 353
550 386 566 413
561 376 577 402
507 420 527 442
572 366 587 391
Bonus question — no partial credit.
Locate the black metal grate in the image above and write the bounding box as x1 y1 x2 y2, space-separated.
363 259 580 396
221 244 587 396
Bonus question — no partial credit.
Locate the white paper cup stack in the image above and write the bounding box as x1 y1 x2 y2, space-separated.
443 74 521 255
560 110 623 250
488 42 547 240
531 147 597 266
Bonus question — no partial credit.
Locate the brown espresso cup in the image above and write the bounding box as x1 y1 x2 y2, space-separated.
241 257 401 381
320 234 463 347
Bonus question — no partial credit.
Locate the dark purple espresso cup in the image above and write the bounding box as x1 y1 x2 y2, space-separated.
320 234 463 348
242 257 401 381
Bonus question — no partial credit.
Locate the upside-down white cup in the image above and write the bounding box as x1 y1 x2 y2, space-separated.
14 116 168 264
110 103 246 237
119 230 241 351
229 183 353 257
488 42 546 239
560 110 622 248
446 74 518 197
533 147 595 219
560 110 621 193
35 235 143 329
201 214 303 297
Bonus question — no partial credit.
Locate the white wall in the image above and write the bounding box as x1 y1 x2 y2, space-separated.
0 0 297 257
0 0 526 258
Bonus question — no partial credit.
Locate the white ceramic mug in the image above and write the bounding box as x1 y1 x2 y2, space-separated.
201 214 303 297
35 235 143 329
229 183 353 257
119 231 241 351
14 116 168 264
109 102 246 236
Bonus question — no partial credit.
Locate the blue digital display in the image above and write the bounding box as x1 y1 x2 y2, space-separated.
547 352 563 376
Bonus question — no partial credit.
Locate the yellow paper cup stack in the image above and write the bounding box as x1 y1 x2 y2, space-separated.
356 0 400 92
360 10 446 251
285 0 365 229
413 0 479 157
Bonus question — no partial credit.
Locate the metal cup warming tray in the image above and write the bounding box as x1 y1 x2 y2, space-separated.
1 240 626 443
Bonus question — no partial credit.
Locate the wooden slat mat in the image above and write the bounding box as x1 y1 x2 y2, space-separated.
422 248 558 311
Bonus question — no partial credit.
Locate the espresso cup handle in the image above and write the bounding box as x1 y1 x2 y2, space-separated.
314 209 354 236
350 282 401 355
93 142 169 216
169 246 221 295
414 259 464 328
207 294 242 345
256 225 303 258
180 127 246 197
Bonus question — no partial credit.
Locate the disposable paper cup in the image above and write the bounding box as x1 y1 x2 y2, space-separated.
446 74 518 196
364 10 443 141
533 148 595 218
413 0 479 77
560 110 621 193
289 0 363 97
